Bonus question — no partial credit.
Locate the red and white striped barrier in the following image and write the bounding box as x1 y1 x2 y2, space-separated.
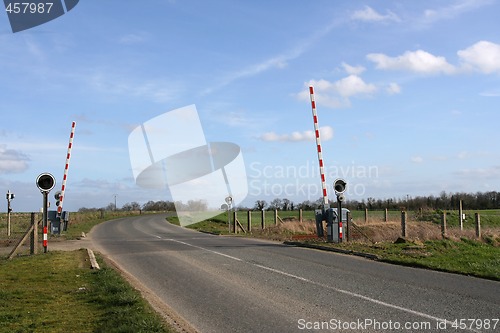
309 86 328 206
309 86 342 241
58 121 76 215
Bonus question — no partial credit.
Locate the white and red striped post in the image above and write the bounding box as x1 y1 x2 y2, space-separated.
43 226 48 249
309 86 342 242
57 121 76 215
309 86 329 207
43 190 49 252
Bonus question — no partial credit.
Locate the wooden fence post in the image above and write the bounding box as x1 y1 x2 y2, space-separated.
274 209 278 226
247 210 252 232
346 211 351 242
365 208 368 223
233 211 237 234
475 213 481 238
261 210 265 229
401 211 407 238
384 208 388 222
30 212 37 255
441 210 447 238
299 209 303 223
459 200 463 230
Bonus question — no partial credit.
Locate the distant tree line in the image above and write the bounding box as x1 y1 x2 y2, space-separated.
77 191 500 213
246 191 500 212
77 200 207 212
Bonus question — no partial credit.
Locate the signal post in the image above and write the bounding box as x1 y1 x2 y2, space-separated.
36 173 56 253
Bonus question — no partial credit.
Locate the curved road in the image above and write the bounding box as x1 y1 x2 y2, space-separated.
91 214 499 333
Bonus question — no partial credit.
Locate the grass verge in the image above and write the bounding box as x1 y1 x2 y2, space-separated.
303 238 500 281
0 250 173 333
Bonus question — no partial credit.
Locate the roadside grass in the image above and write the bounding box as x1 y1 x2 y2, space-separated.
310 238 500 281
0 250 172 333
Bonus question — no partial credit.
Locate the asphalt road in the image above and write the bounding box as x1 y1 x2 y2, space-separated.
91 214 499 333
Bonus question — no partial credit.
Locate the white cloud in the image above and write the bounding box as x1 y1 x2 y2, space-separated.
386 83 401 95
458 41 500 74
341 62 365 75
259 126 334 142
351 6 401 23
334 75 377 97
0 145 30 174
455 165 500 179
297 75 377 109
367 50 456 75
366 40 500 76
480 89 500 97
411 156 424 163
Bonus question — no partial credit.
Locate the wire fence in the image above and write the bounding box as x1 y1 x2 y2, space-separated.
223 208 500 243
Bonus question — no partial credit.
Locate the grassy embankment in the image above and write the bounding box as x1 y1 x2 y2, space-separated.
0 250 172 333
168 209 500 281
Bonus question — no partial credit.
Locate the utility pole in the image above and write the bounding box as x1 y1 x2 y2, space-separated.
225 196 233 233
6 190 14 237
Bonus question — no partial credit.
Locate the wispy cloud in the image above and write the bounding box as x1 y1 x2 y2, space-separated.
386 83 401 95
87 72 182 103
411 156 424 163
351 6 401 23
202 16 346 95
119 33 149 45
201 49 300 96
259 126 334 142
455 165 500 179
341 62 365 75
0 145 30 174
480 89 500 97
421 0 494 25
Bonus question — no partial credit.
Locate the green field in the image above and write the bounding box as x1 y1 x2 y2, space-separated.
178 208 500 234
0 210 145 243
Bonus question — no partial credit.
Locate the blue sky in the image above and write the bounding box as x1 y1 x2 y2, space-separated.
1 0 499 212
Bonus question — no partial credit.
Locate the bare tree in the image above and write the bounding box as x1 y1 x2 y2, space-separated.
269 198 283 210
254 200 267 210
282 198 292 211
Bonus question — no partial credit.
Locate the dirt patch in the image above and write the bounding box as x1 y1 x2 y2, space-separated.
256 218 500 245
